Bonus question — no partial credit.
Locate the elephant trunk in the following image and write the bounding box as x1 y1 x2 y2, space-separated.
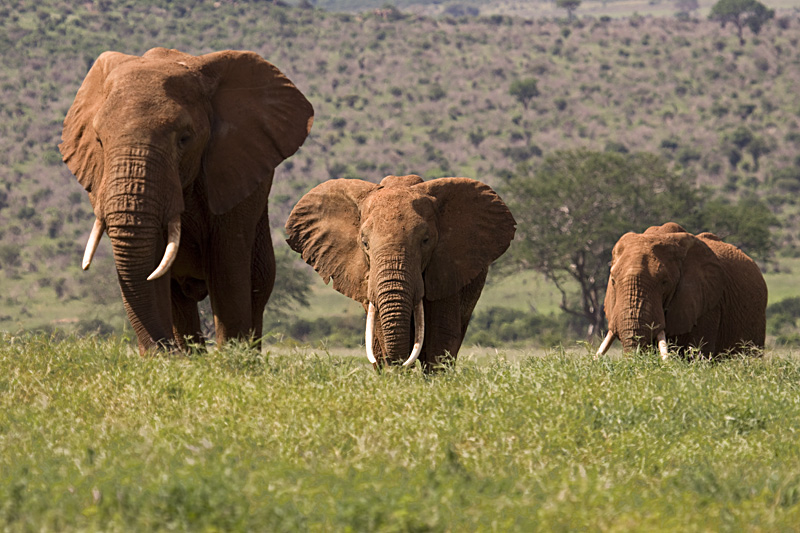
618 315 664 352
376 288 414 364
614 277 666 353
366 301 423 367
100 146 184 352
370 259 424 366
106 218 174 352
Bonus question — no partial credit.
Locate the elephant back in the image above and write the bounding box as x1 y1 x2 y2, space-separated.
698 234 767 351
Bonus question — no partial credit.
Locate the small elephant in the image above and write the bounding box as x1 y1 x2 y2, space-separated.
596 222 767 359
286 175 516 370
59 47 314 353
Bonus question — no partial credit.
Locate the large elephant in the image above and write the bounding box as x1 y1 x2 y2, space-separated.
59 47 313 353
596 222 767 359
285 175 516 370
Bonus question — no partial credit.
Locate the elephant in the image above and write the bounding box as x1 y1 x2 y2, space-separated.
285 175 516 370
59 47 314 353
596 222 767 359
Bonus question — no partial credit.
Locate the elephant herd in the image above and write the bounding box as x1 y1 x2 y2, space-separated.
59 48 768 371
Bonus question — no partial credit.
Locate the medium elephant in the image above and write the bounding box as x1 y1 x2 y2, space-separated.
59 47 313 353
596 222 767 359
285 175 516 370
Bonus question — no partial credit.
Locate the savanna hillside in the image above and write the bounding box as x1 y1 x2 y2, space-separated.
2 0 800 341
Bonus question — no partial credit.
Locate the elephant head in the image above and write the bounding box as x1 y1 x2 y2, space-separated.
285 175 516 367
60 48 313 350
597 222 726 359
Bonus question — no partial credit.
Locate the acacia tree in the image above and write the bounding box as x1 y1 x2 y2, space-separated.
269 245 313 312
701 193 778 261
502 150 702 338
556 0 581 21
509 78 539 110
709 0 774 45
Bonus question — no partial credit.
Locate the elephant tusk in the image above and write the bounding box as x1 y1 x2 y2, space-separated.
657 331 669 360
365 302 377 364
147 216 181 281
82 218 105 271
402 300 425 368
595 330 616 359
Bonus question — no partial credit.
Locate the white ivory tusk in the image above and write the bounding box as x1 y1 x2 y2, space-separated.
82 218 105 271
365 302 377 364
402 300 425 367
595 330 616 359
657 331 669 360
147 216 181 281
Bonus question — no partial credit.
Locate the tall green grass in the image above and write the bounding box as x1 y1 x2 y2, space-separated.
2 334 800 531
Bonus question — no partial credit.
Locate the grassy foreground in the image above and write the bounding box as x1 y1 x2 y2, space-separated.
2 336 800 531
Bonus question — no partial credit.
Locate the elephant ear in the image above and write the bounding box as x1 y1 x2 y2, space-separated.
59 51 138 194
416 178 516 300
199 51 314 214
665 233 725 335
285 179 377 305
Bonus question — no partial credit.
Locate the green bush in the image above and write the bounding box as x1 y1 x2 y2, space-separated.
0 244 22 268
75 318 116 337
263 314 363 347
465 307 580 347
767 297 800 344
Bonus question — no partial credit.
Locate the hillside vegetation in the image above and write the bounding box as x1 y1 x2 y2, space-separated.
2 0 800 340
299 0 800 19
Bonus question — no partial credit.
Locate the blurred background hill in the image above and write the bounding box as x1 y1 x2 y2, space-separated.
2 0 800 346
294 0 798 18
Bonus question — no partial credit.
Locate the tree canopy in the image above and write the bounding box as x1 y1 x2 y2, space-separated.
267 246 313 315
556 0 582 21
509 78 540 110
709 0 775 45
700 193 779 261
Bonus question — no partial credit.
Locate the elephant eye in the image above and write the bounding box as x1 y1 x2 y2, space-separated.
361 238 369 250
178 132 192 148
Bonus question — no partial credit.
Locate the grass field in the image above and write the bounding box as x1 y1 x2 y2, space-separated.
2 335 800 531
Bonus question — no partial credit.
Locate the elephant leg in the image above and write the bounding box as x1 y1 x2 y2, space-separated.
420 296 463 371
171 278 207 351
249 210 275 347
675 306 721 357
206 192 269 346
207 234 256 345
458 269 488 342
419 269 488 371
208 263 254 346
